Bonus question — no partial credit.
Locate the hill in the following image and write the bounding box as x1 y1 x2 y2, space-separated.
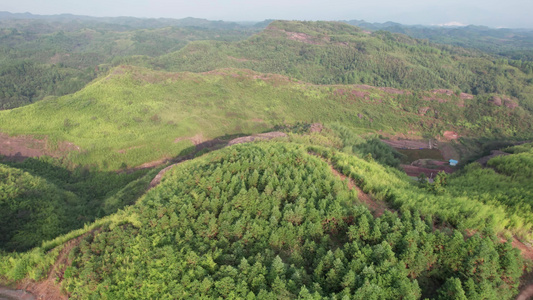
1 66 532 170
3 19 533 112
0 142 525 299
154 20 533 111
344 20 533 61
0 15 257 109
0 163 81 251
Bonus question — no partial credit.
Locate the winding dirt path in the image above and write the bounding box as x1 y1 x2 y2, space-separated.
514 237 533 300
308 151 394 217
327 165 391 217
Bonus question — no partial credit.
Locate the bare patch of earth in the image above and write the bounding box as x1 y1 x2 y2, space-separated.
0 133 80 162
514 238 533 300
309 123 323 133
174 133 205 145
227 132 287 146
17 232 95 300
378 87 408 95
283 30 329 45
0 287 34 300
459 92 474 100
329 165 391 217
309 151 394 217
442 131 459 141
431 89 454 96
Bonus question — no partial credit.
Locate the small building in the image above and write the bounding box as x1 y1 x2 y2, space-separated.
449 159 458 166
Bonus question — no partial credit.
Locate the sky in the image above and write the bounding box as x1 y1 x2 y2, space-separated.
3 0 533 28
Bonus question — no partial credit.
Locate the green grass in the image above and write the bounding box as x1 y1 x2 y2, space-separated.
1 66 532 170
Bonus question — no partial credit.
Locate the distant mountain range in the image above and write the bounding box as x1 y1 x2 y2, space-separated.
344 19 533 60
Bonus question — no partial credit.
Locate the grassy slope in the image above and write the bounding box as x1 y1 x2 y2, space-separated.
1 65 532 170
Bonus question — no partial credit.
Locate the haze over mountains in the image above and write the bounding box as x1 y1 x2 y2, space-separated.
1 11 533 300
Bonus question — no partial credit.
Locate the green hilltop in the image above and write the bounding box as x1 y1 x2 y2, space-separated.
1 142 528 299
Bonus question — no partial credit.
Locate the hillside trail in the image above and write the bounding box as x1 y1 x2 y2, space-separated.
308 151 393 217
515 237 533 300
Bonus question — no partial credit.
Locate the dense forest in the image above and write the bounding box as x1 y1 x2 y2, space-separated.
152 21 533 110
345 20 533 61
0 142 525 299
1 13 533 299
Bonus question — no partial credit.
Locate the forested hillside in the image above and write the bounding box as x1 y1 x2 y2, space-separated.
2 15 533 299
447 142 533 228
154 21 533 111
0 157 157 252
3 18 533 112
0 16 258 109
345 20 533 61
0 143 524 299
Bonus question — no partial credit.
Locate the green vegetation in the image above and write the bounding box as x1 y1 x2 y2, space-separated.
153 21 533 110
345 20 533 61
0 157 157 252
0 143 524 299
1 16 533 299
0 17 257 109
446 142 533 229
1 66 532 170
311 145 533 237
5 18 533 113
0 163 80 251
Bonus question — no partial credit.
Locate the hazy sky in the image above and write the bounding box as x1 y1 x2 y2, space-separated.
3 0 533 28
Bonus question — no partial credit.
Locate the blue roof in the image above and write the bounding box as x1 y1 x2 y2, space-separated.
449 159 458 164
